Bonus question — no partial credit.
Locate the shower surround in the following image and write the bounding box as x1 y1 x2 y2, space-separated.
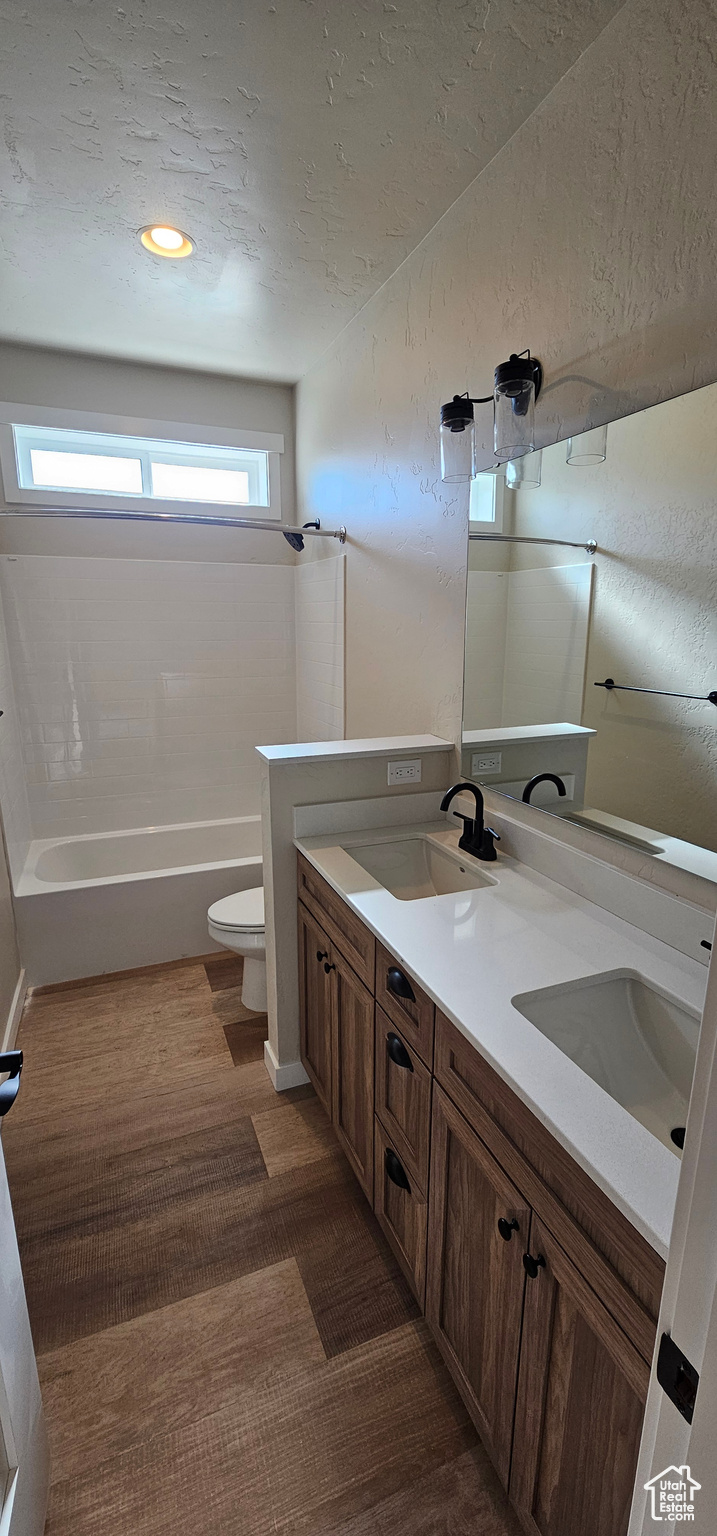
0 552 345 939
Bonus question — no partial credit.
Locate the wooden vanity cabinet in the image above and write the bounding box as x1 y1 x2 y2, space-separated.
374 1007 432 1191
297 901 333 1114
330 944 374 1198
510 1217 649 1536
375 940 435 1066
296 858 664 1536
373 1117 429 1305
297 854 376 1202
426 1087 532 1487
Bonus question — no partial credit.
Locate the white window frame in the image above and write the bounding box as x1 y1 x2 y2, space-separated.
469 468 505 532
0 404 284 520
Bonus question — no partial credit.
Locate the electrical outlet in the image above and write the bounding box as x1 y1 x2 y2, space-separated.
387 758 422 786
472 751 502 775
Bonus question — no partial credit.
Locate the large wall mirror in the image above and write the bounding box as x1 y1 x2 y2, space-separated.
461 381 717 883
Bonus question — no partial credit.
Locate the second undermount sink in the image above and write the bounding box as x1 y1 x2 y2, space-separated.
512 970 700 1154
344 836 497 901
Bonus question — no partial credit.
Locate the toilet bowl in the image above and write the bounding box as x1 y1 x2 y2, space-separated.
207 886 267 1012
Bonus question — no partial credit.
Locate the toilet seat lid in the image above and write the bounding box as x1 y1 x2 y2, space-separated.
208 887 264 932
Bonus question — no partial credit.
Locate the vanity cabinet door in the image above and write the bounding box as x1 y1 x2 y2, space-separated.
331 946 375 1202
297 901 333 1114
510 1217 649 1536
426 1087 531 1488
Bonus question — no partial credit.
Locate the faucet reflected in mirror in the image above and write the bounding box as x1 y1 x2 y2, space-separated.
523 773 567 805
461 377 717 883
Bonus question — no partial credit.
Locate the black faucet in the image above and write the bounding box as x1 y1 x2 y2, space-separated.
522 773 567 805
439 782 500 862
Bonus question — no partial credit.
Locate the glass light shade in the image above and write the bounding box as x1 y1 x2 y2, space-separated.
566 424 607 465
494 376 536 461
440 417 476 482
505 449 542 490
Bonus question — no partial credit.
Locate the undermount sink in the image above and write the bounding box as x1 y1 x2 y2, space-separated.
512 970 700 1154
344 836 497 901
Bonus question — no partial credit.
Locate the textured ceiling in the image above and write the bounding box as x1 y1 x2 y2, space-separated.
0 0 624 381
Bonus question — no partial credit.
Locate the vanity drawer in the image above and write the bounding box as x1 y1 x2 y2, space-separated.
374 1116 428 1307
375 942 435 1067
374 1007 432 1191
434 1010 665 1347
297 851 375 990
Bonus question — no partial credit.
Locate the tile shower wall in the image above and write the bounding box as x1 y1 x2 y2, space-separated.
502 564 593 727
0 592 32 882
0 556 297 837
464 564 593 731
295 555 345 741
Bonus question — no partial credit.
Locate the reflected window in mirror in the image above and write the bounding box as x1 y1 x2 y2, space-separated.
469 469 504 531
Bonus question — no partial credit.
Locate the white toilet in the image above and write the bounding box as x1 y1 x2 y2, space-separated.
207 886 267 1012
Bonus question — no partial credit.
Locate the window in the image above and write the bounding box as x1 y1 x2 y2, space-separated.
469 468 505 531
13 425 268 507
0 407 284 519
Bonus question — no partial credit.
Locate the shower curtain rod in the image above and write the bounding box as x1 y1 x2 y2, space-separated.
0 506 347 542
469 532 597 553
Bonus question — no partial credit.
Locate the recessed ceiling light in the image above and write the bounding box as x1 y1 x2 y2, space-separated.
140 225 193 259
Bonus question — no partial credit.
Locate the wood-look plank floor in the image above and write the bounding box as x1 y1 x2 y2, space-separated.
3 951 521 1535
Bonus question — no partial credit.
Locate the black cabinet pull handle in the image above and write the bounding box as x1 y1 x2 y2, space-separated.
523 1252 546 1279
324 961 335 974
316 949 328 963
387 966 416 1003
384 1147 411 1192
386 1032 413 1071
497 1217 519 1241
0 1051 22 1119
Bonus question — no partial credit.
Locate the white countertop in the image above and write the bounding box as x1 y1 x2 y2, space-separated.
257 734 453 765
295 820 708 1259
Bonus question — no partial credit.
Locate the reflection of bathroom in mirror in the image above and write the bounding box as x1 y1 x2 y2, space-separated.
462 380 717 880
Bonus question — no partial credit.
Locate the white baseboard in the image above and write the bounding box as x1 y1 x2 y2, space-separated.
263 1039 310 1093
1 969 27 1053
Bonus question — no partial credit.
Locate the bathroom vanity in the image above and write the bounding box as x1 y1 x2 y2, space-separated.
294 821 707 1536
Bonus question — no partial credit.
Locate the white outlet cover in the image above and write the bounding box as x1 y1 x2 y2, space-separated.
472 751 502 775
387 759 422 786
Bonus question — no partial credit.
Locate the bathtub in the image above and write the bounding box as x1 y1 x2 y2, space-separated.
14 816 263 987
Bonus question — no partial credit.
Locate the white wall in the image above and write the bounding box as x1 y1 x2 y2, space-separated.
1 555 297 836
0 343 296 566
296 0 717 753
294 554 345 742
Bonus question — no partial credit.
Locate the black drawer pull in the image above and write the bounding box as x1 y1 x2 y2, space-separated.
316 949 328 963
0 1051 23 1119
497 1217 519 1242
384 1147 411 1192
324 961 335 974
387 966 416 1003
523 1252 546 1279
386 1032 413 1072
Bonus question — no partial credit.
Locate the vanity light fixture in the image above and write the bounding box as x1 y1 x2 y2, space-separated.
506 449 542 490
566 423 607 465
140 224 194 259
440 351 543 483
